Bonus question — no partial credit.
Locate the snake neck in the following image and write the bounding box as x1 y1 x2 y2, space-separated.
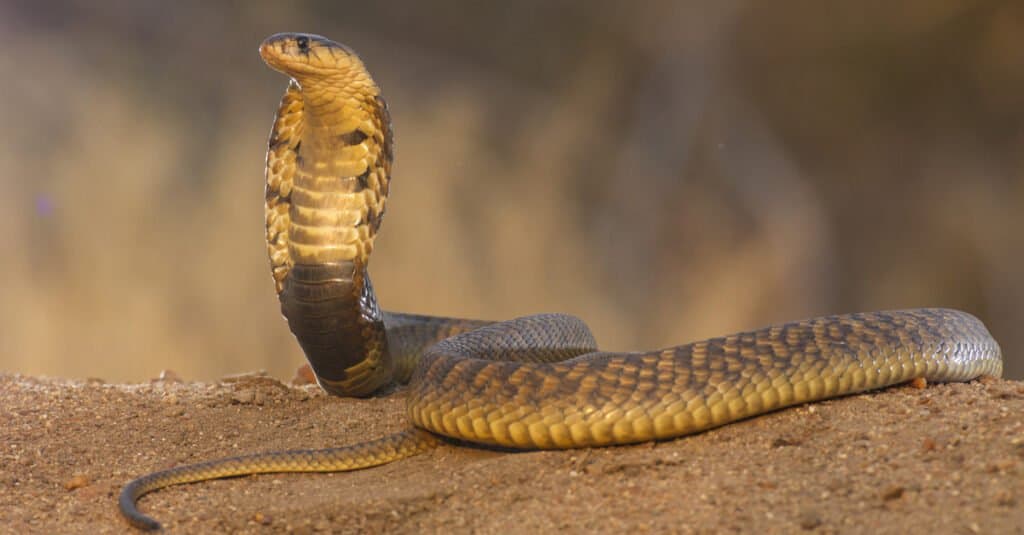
266 61 394 397
289 83 389 266
279 260 390 396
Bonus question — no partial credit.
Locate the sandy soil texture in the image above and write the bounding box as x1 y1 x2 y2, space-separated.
2 373 1022 534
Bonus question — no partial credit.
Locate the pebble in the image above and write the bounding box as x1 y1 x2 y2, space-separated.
156 369 182 383
231 389 256 404
162 406 187 417
882 485 904 501
797 509 822 530
292 364 317 385
64 475 90 491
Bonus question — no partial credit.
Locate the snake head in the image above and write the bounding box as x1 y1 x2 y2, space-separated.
259 32 369 86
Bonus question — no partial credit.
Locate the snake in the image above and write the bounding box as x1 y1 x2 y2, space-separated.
118 32 1004 530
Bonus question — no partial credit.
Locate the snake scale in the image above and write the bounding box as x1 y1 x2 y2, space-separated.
118 33 1003 530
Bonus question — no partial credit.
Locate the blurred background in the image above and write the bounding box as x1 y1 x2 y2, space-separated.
1 0 1021 383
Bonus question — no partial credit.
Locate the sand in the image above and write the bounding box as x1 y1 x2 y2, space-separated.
2 373 1022 534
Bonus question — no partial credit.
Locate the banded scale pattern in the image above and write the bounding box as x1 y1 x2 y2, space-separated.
407 308 1001 449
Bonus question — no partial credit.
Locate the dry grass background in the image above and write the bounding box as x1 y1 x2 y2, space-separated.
0 0 1021 382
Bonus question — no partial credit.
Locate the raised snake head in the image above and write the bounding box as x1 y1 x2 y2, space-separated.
259 32 370 89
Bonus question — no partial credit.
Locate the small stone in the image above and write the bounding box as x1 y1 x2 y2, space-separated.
986 458 1018 473
231 389 256 404
156 369 182 383
292 364 316 385
909 377 927 389
64 474 90 491
921 437 937 452
881 485 904 501
162 406 186 418
772 436 800 448
253 512 272 525
797 509 822 530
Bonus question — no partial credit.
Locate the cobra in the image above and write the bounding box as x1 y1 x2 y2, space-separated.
118 32 1003 530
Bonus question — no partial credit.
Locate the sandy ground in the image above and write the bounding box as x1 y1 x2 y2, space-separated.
2 372 1023 534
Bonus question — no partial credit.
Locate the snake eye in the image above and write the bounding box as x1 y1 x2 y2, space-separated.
295 36 309 52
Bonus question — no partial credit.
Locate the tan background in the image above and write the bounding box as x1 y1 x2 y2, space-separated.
1 0 1021 382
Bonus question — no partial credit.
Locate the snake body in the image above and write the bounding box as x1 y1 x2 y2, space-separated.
118 33 1003 530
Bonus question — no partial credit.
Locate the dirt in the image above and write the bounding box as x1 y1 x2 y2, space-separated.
3 373 1023 534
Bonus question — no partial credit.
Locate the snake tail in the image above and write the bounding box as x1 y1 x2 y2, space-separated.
119 429 439 531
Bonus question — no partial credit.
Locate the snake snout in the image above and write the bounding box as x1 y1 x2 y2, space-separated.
258 33 302 73
259 33 358 79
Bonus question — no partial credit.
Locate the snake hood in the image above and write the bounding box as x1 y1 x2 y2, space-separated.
259 32 371 87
